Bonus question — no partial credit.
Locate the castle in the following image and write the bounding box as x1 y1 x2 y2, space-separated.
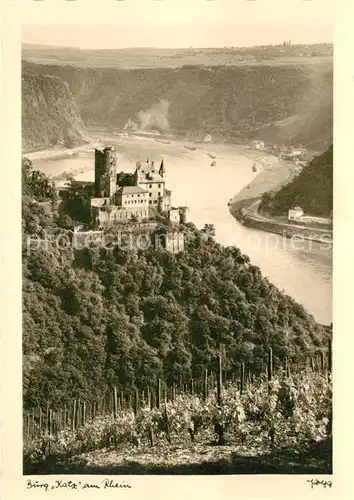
90 145 188 230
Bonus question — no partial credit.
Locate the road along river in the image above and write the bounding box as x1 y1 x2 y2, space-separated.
30 133 332 325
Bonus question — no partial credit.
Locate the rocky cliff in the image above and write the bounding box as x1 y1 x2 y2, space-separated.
22 71 90 152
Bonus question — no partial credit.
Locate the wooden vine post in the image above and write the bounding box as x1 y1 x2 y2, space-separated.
72 400 77 432
113 387 118 419
215 354 226 445
147 385 152 409
156 379 161 410
240 363 245 395
39 407 42 435
164 403 171 444
217 354 222 406
190 378 194 395
328 338 332 375
267 347 273 382
134 388 139 415
210 371 215 392
203 368 208 401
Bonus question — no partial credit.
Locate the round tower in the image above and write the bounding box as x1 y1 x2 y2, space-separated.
94 146 117 198
179 206 189 224
157 194 164 213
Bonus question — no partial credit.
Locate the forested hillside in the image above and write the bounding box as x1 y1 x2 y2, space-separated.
259 146 333 217
22 61 332 149
22 159 330 410
22 72 90 152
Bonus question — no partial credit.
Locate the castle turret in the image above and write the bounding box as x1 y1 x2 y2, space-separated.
133 161 141 185
94 146 117 198
159 158 166 177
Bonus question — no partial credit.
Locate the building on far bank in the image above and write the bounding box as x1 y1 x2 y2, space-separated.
288 206 331 226
251 140 265 150
288 206 304 221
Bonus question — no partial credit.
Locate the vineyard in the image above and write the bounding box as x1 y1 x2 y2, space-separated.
24 347 332 474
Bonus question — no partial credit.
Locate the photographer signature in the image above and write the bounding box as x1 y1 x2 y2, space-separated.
307 478 332 489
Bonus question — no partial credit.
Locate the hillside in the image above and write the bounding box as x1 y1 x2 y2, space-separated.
22 71 90 152
22 159 331 409
22 61 332 150
259 146 333 217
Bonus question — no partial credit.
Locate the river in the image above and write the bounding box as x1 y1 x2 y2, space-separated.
32 133 332 325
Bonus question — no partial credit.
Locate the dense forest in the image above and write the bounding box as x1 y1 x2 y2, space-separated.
22 61 332 150
22 159 331 411
259 146 333 217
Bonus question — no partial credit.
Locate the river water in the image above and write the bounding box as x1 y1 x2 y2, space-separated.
33 133 332 325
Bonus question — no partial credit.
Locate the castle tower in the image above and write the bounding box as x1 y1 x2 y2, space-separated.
94 146 117 198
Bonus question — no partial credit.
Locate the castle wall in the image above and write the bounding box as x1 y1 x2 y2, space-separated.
95 205 149 228
154 231 185 254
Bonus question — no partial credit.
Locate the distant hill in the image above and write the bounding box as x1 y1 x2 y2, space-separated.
22 43 333 69
22 71 90 152
22 61 333 150
259 146 333 217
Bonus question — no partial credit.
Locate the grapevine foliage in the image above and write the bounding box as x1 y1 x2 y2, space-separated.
24 371 332 466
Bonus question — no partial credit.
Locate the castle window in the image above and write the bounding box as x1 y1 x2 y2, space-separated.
158 192 161 196
149 200 152 204
154 200 157 204
149 193 152 197
149 184 152 188
158 184 161 188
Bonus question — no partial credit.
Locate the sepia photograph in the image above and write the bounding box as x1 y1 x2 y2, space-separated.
20 19 333 478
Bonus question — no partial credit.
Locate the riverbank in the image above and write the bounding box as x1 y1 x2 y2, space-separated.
24 142 94 162
229 153 295 212
228 153 332 246
239 213 332 245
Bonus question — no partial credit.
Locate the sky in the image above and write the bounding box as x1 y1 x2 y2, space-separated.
22 24 333 50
